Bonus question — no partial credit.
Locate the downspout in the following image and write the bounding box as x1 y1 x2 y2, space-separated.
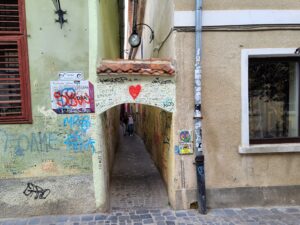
194 0 206 214
128 0 138 59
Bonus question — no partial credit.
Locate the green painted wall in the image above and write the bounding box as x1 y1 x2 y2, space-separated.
0 0 92 179
0 0 121 217
98 0 120 59
88 0 121 210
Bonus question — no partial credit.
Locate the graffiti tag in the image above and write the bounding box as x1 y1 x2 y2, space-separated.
54 88 90 107
152 77 174 85
50 80 95 114
0 129 59 154
23 183 50 200
162 98 174 108
63 115 95 154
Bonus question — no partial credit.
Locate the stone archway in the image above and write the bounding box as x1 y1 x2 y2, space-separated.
95 59 176 114
92 59 176 210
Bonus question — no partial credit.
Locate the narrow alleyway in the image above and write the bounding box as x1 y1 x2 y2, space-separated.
110 130 169 210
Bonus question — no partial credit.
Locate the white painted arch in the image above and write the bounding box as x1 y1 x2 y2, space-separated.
95 75 176 114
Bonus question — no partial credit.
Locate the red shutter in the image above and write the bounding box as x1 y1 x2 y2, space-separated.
0 0 31 123
0 0 21 34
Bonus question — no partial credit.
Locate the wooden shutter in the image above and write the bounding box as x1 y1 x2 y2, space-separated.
0 0 21 34
0 0 31 123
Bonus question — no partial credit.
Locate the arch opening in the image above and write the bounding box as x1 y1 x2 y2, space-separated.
99 103 173 210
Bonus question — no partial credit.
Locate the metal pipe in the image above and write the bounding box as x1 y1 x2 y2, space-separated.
132 0 138 33
194 0 206 214
128 0 138 59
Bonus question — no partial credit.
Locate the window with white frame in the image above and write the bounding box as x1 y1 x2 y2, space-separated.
249 57 300 144
240 49 300 153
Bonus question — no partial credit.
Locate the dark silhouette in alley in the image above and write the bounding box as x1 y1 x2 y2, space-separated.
110 127 169 210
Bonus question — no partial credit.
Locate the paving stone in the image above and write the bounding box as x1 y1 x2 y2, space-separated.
186 211 196 216
3 221 19 225
166 221 175 225
209 209 226 216
243 208 260 216
154 216 165 221
28 218 40 225
130 215 140 220
166 216 176 220
223 209 238 217
96 222 105 225
139 214 151 219
162 211 173 216
119 215 130 221
143 218 154 224
285 208 300 213
55 216 69 222
156 222 166 225
95 215 107 221
81 215 94 221
14 220 27 225
150 209 160 213
175 212 187 217
136 210 149 214
107 215 117 220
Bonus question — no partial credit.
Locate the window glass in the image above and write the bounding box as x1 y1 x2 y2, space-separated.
249 58 300 142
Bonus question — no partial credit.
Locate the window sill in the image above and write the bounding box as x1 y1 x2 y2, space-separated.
239 143 300 154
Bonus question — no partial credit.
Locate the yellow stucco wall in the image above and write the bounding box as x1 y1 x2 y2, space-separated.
174 0 300 10
117 0 300 210
132 0 179 208
201 30 300 188
173 32 198 192
135 106 172 186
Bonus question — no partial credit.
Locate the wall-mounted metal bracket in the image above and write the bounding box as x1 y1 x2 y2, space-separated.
52 0 67 29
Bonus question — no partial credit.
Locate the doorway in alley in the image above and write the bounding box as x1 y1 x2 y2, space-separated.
108 103 172 210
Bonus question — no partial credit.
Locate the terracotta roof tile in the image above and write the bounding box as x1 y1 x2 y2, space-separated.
97 59 175 76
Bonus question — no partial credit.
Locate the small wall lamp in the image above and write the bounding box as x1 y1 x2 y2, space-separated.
52 0 67 29
128 23 155 48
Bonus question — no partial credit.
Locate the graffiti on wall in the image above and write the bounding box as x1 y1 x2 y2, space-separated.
63 115 95 154
0 116 94 178
160 111 172 152
0 129 59 155
23 182 50 199
96 76 175 113
51 80 95 114
129 84 142 100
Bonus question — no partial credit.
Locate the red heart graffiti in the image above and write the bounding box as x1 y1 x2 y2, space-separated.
129 85 142 100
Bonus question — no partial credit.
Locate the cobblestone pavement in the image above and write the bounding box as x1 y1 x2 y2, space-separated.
110 132 169 210
0 206 300 225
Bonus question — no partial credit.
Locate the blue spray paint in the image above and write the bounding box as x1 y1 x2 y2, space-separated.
0 129 59 155
63 115 95 154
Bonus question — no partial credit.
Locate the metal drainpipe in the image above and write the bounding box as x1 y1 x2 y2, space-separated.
194 0 206 214
128 0 138 59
